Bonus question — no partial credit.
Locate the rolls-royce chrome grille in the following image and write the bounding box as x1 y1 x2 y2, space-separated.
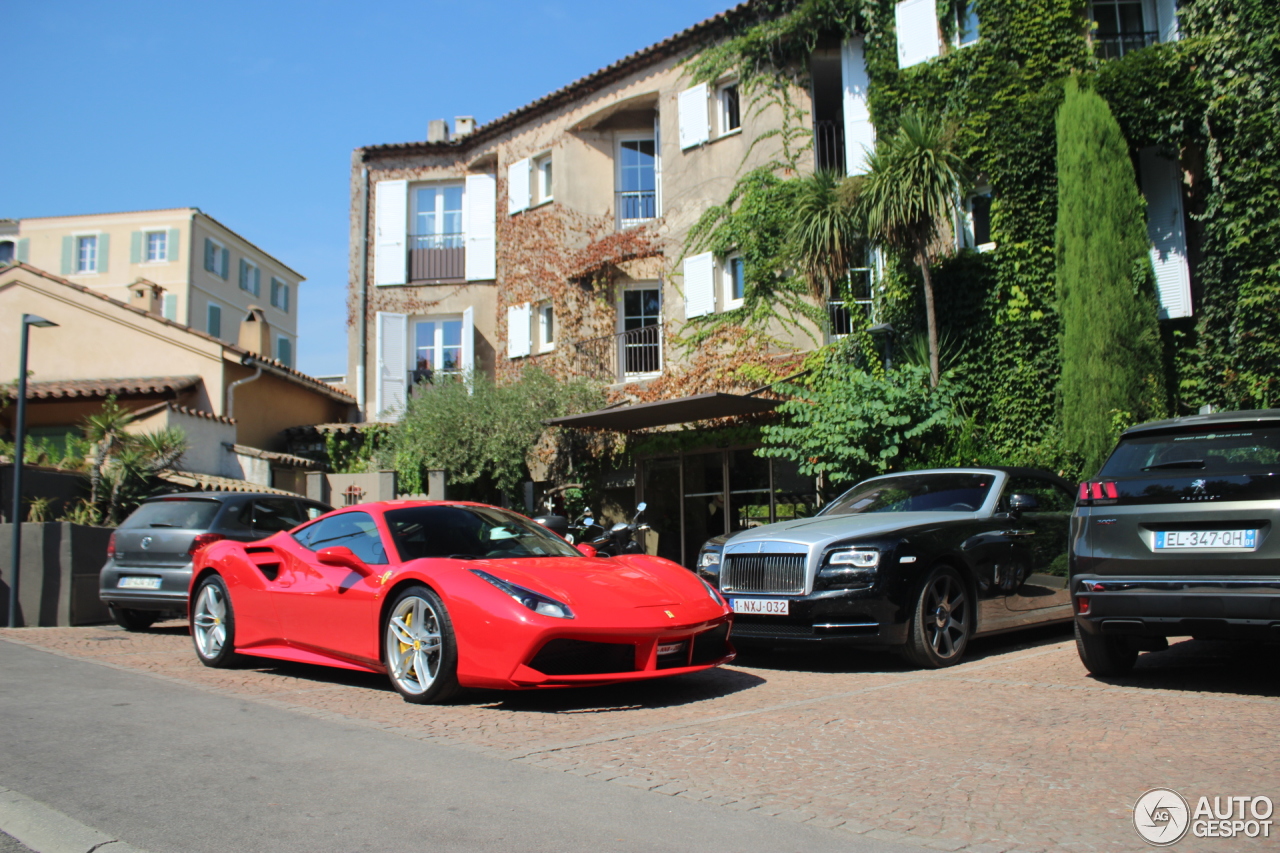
722 554 806 594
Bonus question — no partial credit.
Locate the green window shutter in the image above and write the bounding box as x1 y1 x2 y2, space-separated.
162 293 178 321
16 238 29 263
61 236 74 275
282 283 289 313
277 337 292 368
220 248 229 279
204 238 214 272
97 233 109 273
269 278 279 307
168 228 180 263
253 267 261 296
208 304 222 338
130 232 143 263
238 258 248 290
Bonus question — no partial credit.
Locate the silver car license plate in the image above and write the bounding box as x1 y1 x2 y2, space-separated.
118 576 162 590
1154 530 1258 550
730 598 789 615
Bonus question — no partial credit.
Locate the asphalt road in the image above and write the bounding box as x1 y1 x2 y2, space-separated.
0 639 904 853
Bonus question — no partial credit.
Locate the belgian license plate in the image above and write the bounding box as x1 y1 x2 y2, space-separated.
1155 530 1258 550
730 598 789 616
657 642 686 656
118 576 162 590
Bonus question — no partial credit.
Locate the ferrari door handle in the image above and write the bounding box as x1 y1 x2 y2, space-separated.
1003 530 1035 537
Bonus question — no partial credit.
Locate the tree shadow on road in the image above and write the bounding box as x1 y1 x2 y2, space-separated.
1088 638 1280 698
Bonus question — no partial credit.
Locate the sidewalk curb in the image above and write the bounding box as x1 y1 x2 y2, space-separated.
0 787 151 853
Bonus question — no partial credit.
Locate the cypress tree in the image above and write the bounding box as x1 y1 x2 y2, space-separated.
1055 77 1166 473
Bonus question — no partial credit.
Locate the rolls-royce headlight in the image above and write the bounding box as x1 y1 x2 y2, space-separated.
825 548 879 568
698 550 721 568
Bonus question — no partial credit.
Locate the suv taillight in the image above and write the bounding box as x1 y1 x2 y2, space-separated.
106 532 117 560
188 532 225 557
1078 481 1119 502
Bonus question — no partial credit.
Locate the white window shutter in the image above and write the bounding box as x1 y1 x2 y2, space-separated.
1155 0 1180 42
683 252 715 319
507 302 532 358
1139 149 1192 320
507 158 531 215
374 180 408 286
895 0 941 69
375 311 408 420
841 36 875 176
461 306 475 372
678 84 710 150
464 173 497 280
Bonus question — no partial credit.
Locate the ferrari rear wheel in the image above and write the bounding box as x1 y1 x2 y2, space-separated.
191 576 240 668
384 586 459 704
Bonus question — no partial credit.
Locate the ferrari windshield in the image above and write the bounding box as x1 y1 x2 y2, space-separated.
819 472 995 516
385 505 582 560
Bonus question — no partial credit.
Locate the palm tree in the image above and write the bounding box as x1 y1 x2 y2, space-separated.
788 170 865 305
854 111 968 387
83 396 134 510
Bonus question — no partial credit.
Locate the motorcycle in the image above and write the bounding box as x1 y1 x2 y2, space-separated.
585 502 649 557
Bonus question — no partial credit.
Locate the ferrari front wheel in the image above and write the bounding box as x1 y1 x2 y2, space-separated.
384 586 460 704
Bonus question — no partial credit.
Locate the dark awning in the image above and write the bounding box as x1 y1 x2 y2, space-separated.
544 392 779 431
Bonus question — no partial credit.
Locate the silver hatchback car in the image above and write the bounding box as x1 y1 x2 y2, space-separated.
99 491 331 631
1071 409 1280 674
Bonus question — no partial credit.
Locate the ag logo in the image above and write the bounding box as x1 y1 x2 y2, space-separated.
1134 788 1190 846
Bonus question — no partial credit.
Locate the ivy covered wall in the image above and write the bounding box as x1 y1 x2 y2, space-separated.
687 0 1279 476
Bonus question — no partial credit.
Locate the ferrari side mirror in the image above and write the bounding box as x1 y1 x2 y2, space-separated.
317 546 371 575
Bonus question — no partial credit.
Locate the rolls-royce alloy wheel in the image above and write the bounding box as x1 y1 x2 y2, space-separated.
903 566 972 668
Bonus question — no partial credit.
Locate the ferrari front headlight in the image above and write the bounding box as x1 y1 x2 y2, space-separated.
470 569 575 619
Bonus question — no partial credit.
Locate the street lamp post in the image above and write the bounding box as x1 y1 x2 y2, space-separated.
8 314 58 628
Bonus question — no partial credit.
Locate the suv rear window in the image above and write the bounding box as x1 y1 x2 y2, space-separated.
120 498 221 530
1100 425 1280 477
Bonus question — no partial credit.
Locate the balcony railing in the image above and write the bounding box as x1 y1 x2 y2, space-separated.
827 299 874 338
814 120 846 176
616 191 657 229
574 323 662 383
409 233 464 281
1094 30 1157 59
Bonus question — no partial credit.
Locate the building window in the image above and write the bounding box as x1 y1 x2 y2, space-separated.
963 187 995 252
276 336 293 368
413 185 464 249
270 277 290 312
828 240 875 339
534 153 553 205
207 303 223 338
77 235 98 273
722 254 745 309
621 285 662 376
0 241 14 264
146 230 168 262
413 317 464 382
538 303 555 351
617 137 657 228
956 2 979 47
239 259 261 296
718 83 741 135
204 238 228 278
1089 0 1154 58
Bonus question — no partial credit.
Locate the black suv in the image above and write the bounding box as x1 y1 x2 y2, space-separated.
1071 409 1280 674
99 492 331 631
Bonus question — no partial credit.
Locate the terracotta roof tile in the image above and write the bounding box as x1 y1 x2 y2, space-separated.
22 376 202 401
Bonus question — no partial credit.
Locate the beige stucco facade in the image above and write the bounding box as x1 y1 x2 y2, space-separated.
348 10 842 421
3 209 304 368
0 264 354 469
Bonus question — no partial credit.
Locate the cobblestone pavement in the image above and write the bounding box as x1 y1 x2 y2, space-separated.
2 622 1276 852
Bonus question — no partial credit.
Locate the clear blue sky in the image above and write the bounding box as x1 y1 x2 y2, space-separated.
5 0 733 377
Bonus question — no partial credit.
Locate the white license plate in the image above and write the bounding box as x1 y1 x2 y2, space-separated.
1155 530 1258 550
730 598 790 615
657 642 685 656
118 576 162 590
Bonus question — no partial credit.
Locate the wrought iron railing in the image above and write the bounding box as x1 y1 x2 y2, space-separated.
1094 30 1157 59
574 323 662 383
814 120 846 175
409 232 464 281
616 191 657 229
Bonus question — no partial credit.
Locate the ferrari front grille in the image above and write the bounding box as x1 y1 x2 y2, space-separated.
529 639 637 676
722 554 806 594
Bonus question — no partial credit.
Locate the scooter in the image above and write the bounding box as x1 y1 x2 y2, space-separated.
586 502 649 557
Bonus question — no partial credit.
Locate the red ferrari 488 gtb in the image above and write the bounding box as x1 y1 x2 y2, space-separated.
189 501 734 703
